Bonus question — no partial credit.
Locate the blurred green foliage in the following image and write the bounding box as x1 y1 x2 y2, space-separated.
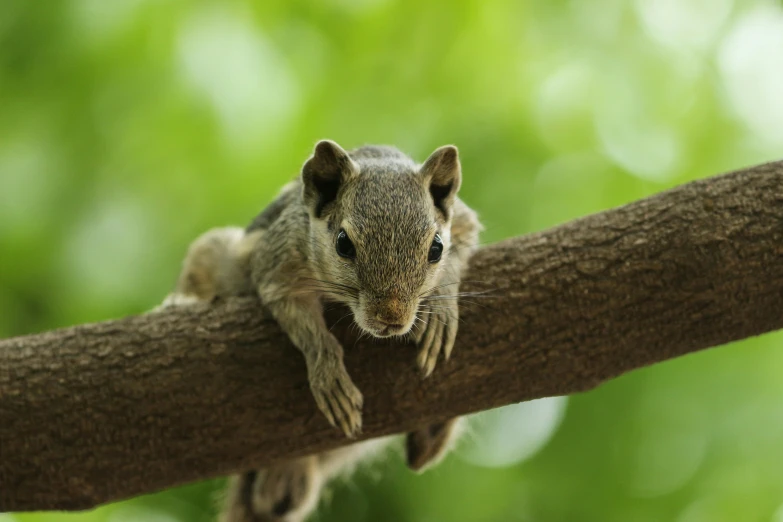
3 0 783 520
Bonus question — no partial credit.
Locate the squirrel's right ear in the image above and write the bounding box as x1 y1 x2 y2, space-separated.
420 145 462 216
302 140 358 218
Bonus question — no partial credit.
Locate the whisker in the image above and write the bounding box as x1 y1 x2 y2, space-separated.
329 311 355 332
419 306 452 314
422 291 498 300
300 277 360 293
418 277 495 299
417 281 459 298
426 316 448 328
454 300 494 311
420 300 493 314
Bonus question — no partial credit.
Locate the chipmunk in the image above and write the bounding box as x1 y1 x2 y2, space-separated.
160 140 481 522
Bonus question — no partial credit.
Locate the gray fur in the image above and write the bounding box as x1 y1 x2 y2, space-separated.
160 140 482 522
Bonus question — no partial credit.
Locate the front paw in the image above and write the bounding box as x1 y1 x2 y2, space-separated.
309 363 363 438
415 302 458 378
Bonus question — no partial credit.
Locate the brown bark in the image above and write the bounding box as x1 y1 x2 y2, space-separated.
1 161 782 512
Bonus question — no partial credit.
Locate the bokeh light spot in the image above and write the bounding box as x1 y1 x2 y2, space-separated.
177 6 300 155
458 397 568 469
718 4 783 148
635 0 733 52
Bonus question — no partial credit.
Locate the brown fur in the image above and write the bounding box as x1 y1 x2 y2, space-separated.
161 140 482 522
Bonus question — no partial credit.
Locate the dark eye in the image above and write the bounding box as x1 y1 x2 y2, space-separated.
336 229 356 259
428 234 443 263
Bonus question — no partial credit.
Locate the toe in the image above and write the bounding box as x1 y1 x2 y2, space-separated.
313 390 337 428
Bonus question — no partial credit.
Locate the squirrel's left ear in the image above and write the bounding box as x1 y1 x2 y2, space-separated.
302 140 358 218
420 145 462 215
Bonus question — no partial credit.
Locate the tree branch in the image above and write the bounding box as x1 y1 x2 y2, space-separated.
2 161 782 512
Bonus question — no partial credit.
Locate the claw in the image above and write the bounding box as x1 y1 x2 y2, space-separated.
313 392 336 428
421 323 444 378
416 304 457 378
332 388 353 420
443 310 459 361
337 375 363 409
331 389 357 438
310 369 363 438
417 314 439 377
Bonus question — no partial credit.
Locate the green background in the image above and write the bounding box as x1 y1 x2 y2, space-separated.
3 0 783 520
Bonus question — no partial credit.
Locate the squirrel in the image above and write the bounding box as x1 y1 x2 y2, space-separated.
159 140 482 522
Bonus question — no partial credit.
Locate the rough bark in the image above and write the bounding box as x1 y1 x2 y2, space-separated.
1 161 782 512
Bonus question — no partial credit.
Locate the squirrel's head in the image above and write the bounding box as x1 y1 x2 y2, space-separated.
302 139 462 338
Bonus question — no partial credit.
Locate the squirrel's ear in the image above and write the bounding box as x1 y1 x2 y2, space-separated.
420 145 461 216
302 140 358 218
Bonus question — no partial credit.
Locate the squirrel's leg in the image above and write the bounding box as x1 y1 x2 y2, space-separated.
219 439 392 522
157 226 251 309
414 201 482 375
406 417 465 472
414 260 461 377
219 458 321 522
408 255 469 471
258 295 364 438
